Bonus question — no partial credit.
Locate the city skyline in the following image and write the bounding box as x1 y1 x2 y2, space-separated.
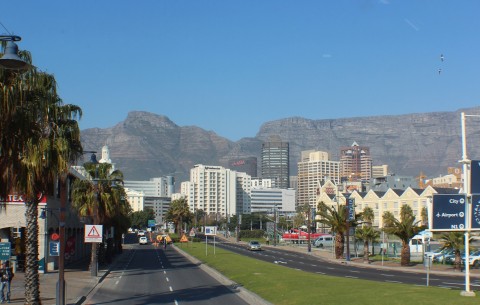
2 1 480 141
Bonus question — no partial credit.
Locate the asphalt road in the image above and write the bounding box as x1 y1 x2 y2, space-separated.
85 233 248 305
215 239 480 291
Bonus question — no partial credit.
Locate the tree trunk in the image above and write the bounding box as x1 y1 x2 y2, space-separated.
24 200 41 305
335 232 344 259
400 240 410 266
454 252 462 271
363 241 369 263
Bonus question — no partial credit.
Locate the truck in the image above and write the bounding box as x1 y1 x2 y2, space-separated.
281 228 327 244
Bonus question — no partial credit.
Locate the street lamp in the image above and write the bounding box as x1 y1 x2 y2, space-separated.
0 35 29 70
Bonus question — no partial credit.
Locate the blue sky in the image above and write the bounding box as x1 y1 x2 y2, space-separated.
2 1 480 141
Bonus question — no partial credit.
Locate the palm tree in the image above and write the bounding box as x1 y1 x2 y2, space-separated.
316 201 349 259
166 198 192 234
439 232 468 270
382 205 424 266
355 226 380 263
1 52 82 304
360 206 376 254
71 162 127 269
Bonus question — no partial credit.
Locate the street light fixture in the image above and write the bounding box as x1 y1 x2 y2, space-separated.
0 35 29 70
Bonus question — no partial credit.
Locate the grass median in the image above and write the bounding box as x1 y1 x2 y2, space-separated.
176 241 478 305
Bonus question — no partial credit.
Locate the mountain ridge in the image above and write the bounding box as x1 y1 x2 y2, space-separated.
80 107 480 184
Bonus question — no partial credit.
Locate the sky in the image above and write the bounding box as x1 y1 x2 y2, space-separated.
2 1 480 141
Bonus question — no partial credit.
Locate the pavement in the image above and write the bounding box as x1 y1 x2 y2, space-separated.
5 238 480 305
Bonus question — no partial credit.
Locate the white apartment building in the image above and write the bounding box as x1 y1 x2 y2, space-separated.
250 187 296 213
125 188 145 212
124 176 175 197
372 165 389 178
297 150 340 209
251 178 273 188
184 164 250 218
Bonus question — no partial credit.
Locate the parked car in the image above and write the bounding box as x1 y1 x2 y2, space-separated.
313 235 334 248
248 240 262 251
139 236 148 245
432 249 455 263
462 250 480 268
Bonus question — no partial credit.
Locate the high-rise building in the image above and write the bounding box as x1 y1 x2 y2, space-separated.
340 141 372 182
124 177 175 197
227 157 257 178
261 139 289 189
297 150 340 209
250 187 296 213
184 164 250 218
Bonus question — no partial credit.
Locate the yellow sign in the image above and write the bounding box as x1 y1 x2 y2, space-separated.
165 235 172 243
180 234 188 243
156 235 162 242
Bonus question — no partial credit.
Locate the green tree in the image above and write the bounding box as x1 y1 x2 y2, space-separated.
71 162 128 269
360 206 376 254
355 226 380 263
166 198 193 234
1 51 82 304
439 232 469 270
316 201 349 259
130 209 155 229
382 205 423 266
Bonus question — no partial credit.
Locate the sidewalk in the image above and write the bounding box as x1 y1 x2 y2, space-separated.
7 245 132 305
220 236 480 278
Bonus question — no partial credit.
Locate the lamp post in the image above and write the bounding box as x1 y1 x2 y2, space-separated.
89 153 100 277
0 35 29 70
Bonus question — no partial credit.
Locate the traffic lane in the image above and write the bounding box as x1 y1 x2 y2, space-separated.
160 246 249 305
86 245 177 304
87 243 248 305
216 241 471 290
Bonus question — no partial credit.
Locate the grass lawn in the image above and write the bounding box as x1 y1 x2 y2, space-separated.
177 242 479 305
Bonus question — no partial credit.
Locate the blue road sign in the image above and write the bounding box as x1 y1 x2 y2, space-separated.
471 194 480 230
471 160 480 194
49 241 60 257
431 194 466 231
0 242 11 260
347 198 355 221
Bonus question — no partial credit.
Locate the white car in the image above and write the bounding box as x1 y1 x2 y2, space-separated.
139 236 148 245
137 230 146 237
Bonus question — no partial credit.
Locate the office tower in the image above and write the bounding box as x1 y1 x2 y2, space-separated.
297 150 340 208
261 138 289 189
340 141 372 182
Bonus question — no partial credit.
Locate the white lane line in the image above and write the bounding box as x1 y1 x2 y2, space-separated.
175 300 179 305
164 271 167 274
438 286 454 289
169 286 173 292
385 280 402 284
350 270 360 273
166 277 170 282
441 282 463 286
115 280 119 285
326 267 335 270
316 272 326 275
381 274 394 277
345 276 358 279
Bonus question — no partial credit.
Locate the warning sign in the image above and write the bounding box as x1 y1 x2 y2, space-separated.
84 225 103 243
180 234 188 243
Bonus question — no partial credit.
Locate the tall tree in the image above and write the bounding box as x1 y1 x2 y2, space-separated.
1 51 82 304
382 205 423 266
316 201 349 259
355 226 380 263
166 198 193 234
71 163 128 269
360 206 376 254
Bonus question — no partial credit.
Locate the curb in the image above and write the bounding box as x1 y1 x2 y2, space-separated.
174 245 273 305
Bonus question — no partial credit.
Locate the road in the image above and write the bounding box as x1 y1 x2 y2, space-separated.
215 239 480 291
85 234 248 305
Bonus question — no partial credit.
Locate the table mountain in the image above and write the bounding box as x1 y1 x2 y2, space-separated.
80 107 480 184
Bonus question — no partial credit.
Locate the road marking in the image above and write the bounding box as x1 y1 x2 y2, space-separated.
345 276 358 279
166 277 169 282
326 267 335 270
169 286 173 292
175 300 179 305
438 286 454 289
316 272 326 275
350 270 360 273
385 280 402 284
381 274 394 277
164 271 167 274
441 282 463 286
115 280 119 285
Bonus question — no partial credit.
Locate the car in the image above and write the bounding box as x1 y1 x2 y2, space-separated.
137 230 146 237
313 235 334 248
432 249 455 263
139 236 148 245
462 250 480 268
248 240 262 251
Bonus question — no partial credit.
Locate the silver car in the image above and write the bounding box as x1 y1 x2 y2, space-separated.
248 240 262 251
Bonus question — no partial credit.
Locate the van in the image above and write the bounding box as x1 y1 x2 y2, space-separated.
313 235 334 248
409 231 432 253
